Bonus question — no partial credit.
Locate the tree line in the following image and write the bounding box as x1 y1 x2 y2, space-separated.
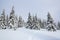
0 6 60 31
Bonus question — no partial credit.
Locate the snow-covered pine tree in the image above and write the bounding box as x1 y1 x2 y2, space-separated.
9 6 14 28
9 6 18 29
57 22 60 30
18 16 23 27
26 12 33 29
38 19 42 29
14 16 18 29
5 15 9 28
1 9 6 29
41 20 47 29
32 15 39 30
0 16 2 29
46 12 56 31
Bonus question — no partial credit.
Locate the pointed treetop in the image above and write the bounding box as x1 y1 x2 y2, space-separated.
3 9 5 13
28 12 31 19
12 6 14 12
1 9 5 15
29 12 31 16
35 14 37 21
10 6 15 14
47 12 52 19
47 12 54 23
12 6 14 10
47 12 51 17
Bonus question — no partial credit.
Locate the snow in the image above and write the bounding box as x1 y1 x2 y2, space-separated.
0 28 60 40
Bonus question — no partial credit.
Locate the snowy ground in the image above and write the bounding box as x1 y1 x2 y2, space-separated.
0 28 60 40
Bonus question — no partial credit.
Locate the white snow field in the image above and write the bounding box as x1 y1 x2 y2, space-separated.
0 28 60 40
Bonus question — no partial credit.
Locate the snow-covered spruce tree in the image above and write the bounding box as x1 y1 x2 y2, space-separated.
0 9 6 29
9 6 18 29
9 6 15 28
18 16 23 27
38 19 42 29
32 15 40 30
57 22 60 30
0 16 3 29
46 12 56 31
26 12 33 29
0 17 1 28
41 20 47 29
14 16 18 29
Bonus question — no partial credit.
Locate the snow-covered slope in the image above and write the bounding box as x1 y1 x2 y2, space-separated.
0 28 60 40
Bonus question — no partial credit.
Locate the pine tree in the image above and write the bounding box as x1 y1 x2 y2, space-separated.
46 12 56 31
0 16 2 29
57 22 60 30
18 16 23 27
42 20 47 29
9 6 15 28
26 12 33 29
32 15 39 30
1 9 6 29
14 16 18 30
38 19 42 29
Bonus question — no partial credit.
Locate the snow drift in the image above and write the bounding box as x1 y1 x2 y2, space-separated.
0 28 60 40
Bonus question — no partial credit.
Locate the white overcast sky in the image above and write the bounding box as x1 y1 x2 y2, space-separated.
0 0 60 22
